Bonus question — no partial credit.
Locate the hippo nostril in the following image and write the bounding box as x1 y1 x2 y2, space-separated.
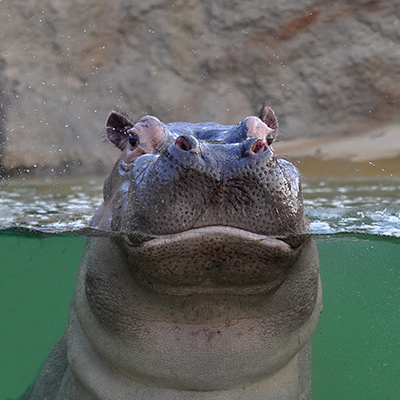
174 136 193 152
251 139 268 154
242 138 272 158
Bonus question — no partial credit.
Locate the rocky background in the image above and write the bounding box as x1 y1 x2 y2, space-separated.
0 0 399 175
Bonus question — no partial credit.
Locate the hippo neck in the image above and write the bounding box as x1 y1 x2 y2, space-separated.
67 303 315 399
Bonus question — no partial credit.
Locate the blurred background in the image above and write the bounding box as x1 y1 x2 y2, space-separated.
0 0 399 178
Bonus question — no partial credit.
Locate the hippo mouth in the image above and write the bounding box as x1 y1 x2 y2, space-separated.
124 226 305 296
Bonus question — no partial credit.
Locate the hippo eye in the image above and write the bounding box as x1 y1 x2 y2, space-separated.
128 134 138 147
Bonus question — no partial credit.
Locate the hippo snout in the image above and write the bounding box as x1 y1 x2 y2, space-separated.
172 133 271 156
167 134 274 176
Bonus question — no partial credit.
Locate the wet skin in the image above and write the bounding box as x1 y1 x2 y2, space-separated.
23 107 322 400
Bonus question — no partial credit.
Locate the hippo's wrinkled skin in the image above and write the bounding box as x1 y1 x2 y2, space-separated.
23 107 322 400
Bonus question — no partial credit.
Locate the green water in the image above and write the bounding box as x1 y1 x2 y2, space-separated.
0 233 85 400
312 234 399 400
0 232 399 399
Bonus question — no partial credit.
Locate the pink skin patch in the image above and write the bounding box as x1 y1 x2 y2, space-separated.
245 116 275 150
123 116 166 163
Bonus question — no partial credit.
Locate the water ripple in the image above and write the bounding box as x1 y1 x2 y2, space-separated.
1 178 399 237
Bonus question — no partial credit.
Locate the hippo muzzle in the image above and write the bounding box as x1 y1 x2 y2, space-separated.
23 107 322 400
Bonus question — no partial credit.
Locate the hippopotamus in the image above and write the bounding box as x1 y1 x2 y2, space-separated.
22 106 322 400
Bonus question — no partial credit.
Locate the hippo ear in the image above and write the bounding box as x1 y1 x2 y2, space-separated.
106 111 134 150
259 106 278 142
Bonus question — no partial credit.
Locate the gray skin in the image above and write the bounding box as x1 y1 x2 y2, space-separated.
22 107 322 400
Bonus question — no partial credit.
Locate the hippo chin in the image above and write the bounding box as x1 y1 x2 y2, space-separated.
23 107 322 400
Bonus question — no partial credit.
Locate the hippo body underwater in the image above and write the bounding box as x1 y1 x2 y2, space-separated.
22 107 322 400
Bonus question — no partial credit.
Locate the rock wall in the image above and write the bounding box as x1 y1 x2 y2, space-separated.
1 0 399 175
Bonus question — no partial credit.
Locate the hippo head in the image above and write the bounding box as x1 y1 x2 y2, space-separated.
89 107 308 297
74 107 321 398
93 106 305 240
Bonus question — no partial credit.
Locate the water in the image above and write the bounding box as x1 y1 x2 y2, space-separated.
1 176 399 399
304 181 400 237
0 176 104 232
312 234 399 400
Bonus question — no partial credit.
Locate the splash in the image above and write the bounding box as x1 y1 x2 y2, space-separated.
304 181 400 237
